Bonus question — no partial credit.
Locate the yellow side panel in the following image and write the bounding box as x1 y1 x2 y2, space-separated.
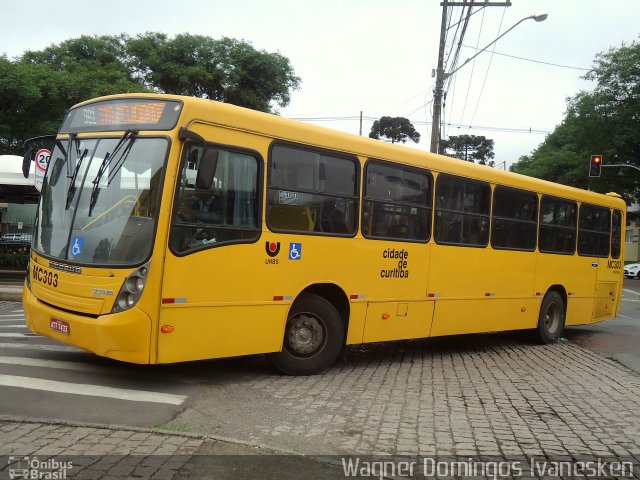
362 301 433 343
535 254 596 321
565 297 594 326
157 304 287 363
592 281 617 321
345 302 367 345
430 298 539 337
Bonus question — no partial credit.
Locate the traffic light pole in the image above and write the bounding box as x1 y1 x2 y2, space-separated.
602 164 640 173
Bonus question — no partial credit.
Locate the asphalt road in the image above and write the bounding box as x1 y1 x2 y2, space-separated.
565 277 640 374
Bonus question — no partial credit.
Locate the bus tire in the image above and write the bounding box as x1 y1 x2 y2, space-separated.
536 291 565 344
267 293 345 375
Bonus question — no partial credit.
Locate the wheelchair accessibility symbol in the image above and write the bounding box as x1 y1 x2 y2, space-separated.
289 243 302 260
71 237 84 257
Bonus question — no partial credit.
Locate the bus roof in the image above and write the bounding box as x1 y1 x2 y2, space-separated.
71 93 626 210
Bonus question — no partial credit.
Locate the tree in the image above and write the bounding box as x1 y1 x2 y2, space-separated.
0 34 301 154
510 39 640 201
369 116 420 144
440 134 495 166
126 34 300 113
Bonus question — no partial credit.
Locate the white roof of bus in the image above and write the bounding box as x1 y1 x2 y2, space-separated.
0 155 35 186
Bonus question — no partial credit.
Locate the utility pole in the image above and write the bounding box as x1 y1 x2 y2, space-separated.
430 1 512 154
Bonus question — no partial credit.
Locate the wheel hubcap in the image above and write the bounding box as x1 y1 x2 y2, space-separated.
286 314 325 356
544 302 560 334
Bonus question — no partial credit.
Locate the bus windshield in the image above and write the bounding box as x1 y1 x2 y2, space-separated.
33 136 167 265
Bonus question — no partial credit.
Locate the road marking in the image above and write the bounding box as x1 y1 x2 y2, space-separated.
0 343 81 353
0 356 107 374
617 313 640 321
621 298 640 303
623 288 640 296
0 333 30 338
0 314 26 319
0 325 27 328
0 374 187 405
0 319 24 323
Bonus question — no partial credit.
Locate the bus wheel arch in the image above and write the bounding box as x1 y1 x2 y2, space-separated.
266 284 348 375
536 285 567 344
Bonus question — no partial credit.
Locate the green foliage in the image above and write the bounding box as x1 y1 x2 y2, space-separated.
440 134 495 166
511 39 640 201
369 116 421 144
127 34 300 113
0 244 29 269
0 33 301 154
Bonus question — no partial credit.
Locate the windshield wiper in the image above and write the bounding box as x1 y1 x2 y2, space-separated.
65 148 89 210
88 130 137 217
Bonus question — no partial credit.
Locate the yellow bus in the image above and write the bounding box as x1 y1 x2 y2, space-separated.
23 94 625 375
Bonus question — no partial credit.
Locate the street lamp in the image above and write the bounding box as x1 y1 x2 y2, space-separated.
430 13 548 154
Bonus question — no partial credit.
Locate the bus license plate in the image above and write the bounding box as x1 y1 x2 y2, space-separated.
50 318 70 335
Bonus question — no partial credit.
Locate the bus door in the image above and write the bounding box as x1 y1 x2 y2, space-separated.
158 136 283 363
593 209 623 322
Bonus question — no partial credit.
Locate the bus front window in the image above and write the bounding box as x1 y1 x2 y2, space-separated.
34 137 168 265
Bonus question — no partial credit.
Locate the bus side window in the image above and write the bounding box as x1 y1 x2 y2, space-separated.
170 145 260 253
611 210 622 259
539 196 577 255
434 174 490 247
491 186 537 251
578 203 610 257
267 144 358 236
361 160 432 242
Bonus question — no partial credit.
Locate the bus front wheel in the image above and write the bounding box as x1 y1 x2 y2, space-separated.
536 291 565 344
267 293 345 375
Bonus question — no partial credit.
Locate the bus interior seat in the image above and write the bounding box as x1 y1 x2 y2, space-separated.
268 205 316 231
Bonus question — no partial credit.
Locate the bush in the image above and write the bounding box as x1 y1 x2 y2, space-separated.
0 244 30 269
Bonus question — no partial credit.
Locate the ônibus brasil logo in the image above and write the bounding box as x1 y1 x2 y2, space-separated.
265 242 281 257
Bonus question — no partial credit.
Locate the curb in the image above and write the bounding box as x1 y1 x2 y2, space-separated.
0 415 302 456
0 289 22 302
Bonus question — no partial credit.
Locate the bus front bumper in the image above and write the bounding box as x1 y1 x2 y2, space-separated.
23 287 152 364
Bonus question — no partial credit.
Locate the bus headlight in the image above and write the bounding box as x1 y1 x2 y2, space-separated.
112 262 150 313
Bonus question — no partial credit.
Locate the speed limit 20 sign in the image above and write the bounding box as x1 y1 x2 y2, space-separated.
34 148 51 192
35 149 51 173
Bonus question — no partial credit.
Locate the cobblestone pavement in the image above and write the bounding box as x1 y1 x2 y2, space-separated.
0 419 204 479
172 333 640 463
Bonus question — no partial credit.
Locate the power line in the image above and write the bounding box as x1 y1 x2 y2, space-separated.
467 6 507 128
461 44 590 70
458 6 486 126
287 115 551 135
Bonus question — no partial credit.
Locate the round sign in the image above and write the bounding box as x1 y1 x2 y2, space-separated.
35 149 51 173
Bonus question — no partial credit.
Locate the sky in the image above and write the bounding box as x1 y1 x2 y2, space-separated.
2 0 639 168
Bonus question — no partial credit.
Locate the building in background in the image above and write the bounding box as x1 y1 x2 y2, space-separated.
0 155 38 236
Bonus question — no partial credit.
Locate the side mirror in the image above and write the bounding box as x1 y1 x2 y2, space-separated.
22 147 33 178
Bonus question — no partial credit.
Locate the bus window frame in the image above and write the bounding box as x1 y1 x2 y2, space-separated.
611 209 623 259
361 159 433 244
577 202 611 258
266 140 360 238
538 195 578 256
434 173 491 248
168 139 264 258
490 185 538 252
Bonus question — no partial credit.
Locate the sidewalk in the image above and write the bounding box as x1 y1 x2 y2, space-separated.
0 284 22 302
0 417 345 480
0 270 24 302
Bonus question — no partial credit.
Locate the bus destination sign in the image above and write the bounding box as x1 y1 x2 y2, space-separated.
61 98 182 133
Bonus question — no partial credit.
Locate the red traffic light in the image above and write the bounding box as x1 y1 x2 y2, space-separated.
589 155 602 177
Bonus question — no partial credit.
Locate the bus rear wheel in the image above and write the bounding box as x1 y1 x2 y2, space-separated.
536 291 565 344
267 293 344 375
